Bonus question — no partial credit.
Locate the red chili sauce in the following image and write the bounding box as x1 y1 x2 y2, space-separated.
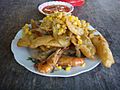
42 5 70 14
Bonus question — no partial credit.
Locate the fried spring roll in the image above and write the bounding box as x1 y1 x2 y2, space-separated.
91 35 115 68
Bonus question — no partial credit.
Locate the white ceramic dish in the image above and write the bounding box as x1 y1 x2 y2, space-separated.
11 24 101 77
38 1 74 15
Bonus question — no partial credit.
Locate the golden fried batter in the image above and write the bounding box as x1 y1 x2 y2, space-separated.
91 35 115 67
79 35 96 59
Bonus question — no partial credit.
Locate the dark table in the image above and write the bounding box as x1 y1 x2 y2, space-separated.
0 0 120 90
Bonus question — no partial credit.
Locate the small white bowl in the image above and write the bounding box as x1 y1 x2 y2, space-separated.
38 1 74 15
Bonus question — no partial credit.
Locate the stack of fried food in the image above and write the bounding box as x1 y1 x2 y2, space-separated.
17 12 115 73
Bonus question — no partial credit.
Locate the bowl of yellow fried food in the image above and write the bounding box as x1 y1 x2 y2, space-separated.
11 12 115 77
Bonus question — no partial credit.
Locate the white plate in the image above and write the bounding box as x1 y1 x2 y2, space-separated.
38 1 74 15
11 25 101 77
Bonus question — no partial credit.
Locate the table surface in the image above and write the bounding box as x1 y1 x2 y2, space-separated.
0 0 120 90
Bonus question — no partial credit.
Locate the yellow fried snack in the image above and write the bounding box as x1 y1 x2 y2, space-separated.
31 19 39 29
91 35 115 67
17 12 115 74
17 28 42 47
52 13 67 39
79 35 96 59
29 35 54 48
17 23 38 47
17 33 41 47
66 16 84 36
30 35 70 48
17 35 31 47
40 15 53 31
56 34 70 47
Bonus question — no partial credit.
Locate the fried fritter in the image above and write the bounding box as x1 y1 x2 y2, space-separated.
91 35 115 67
79 35 96 59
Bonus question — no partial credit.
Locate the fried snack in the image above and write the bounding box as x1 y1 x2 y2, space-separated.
17 12 115 73
17 24 42 47
88 30 96 38
91 35 115 67
30 35 70 48
75 45 81 57
22 24 30 37
29 35 55 48
31 19 39 29
40 16 53 31
52 13 67 39
66 16 84 36
62 48 76 56
58 56 84 67
71 35 77 46
56 34 70 47
31 48 57 61
17 35 31 47
79 35 96 59
35 49 63 73
17 32 40 47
